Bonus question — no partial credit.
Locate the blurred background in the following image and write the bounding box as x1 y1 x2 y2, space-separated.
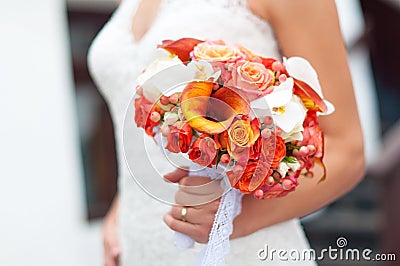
0 0 399 265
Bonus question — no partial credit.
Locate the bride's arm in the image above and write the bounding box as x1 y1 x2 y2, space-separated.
103 194 121 266
231 0 365 238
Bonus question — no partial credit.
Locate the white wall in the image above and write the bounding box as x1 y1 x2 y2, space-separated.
0 1 101 265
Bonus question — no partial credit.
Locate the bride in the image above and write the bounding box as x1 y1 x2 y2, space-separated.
88 0 365 265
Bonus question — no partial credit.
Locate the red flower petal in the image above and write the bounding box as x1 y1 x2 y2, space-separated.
293 79 327 113
158 38 204 63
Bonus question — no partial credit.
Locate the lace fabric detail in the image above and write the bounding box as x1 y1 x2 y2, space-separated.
161 0 270 36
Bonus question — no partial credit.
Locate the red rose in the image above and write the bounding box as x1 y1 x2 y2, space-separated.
188 134 217 167
165 122 193 153
134 96 160 137
214 130 229 150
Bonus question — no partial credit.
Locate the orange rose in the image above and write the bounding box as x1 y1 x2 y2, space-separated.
193 42 238 61
229 60 274 101
188 134 218 167
227 161 273 194
249 136 262 160
271 136 286 169
165 122 193 153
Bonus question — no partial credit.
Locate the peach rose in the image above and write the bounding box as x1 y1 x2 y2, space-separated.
165 122 193 153
188 134 218 167
228 117 260 147
192 42 238 61
229 60 274 101
227 117 260 161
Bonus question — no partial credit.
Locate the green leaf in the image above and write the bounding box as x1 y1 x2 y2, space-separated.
215 151 223 168
283 156 298 164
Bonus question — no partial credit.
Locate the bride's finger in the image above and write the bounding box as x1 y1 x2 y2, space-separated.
163 212 198 236
169 206 202 224
163 168 189 183
170 204 219 224
175 187 222 206
104 256 118 266
170 206 194 223
179 176 223 196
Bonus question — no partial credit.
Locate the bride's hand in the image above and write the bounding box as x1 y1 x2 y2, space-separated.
163 169 223 243
103 195 120 266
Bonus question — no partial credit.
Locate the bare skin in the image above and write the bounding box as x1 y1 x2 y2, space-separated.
103 0 365 264
103 194 120 266
131 0 161 42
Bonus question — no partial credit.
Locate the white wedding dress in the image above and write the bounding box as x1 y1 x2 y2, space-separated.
88 0 315 265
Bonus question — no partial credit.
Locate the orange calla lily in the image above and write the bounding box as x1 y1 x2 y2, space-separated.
180 81 250 134
293 79 327 113
158 38 203 63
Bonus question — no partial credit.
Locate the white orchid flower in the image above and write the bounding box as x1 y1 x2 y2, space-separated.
187 60 220 81
137 56 185 103
137 56 219 103
251 78 306 134
273 95 307 134
163 60 221 97
284 57 335 115
280 122 304 142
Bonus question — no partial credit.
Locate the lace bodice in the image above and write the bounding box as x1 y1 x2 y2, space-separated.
88 0 313 265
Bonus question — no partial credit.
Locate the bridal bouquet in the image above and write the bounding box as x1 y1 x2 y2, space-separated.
133 38 334 264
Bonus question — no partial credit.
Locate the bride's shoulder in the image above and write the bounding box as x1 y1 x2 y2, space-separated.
249 0 338 27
